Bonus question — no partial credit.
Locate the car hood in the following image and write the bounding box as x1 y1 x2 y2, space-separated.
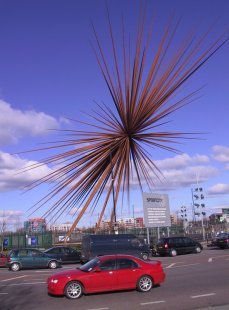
50 268 84 278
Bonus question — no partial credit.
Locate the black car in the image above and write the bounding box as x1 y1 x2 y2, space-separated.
44 246 81 263
156 236 203 257
215 233 229 249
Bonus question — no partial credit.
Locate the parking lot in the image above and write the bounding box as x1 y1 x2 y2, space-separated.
0 248 229 310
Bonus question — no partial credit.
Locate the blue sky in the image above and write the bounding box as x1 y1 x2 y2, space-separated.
0 0 229 229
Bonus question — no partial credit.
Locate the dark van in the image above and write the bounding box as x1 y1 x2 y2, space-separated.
80 234 150 263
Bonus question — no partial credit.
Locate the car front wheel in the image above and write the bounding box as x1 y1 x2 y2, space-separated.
64 281 83 299
195 246 202 254
48 260 58 269
137 275 153 292
10 262 20 271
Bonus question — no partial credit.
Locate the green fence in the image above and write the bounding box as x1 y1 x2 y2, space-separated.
1 231 53 250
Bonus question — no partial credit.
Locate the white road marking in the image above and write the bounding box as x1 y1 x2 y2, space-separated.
167 263 200 268
87 308 110 310
208 258 213 262
1 275 28 282
210 254 229 260
191 293 216 299
0 293 8 295
140 301 165 305
166 263 176 269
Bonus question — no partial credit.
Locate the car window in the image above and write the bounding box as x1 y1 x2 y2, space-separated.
63 247 72 254
18 249 29 257
130 238 141 247
168 238 175 245
9 250 18 257
49 248 60 254
80 258 100 272
99 259 116 271
31 250 42 257
182 238 190 245
117 258 138 270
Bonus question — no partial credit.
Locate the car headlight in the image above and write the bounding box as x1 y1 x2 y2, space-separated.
50 279 58 284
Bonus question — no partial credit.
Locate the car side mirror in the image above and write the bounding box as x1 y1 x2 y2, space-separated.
94 267 101 272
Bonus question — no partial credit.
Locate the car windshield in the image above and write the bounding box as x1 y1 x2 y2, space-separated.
79 258 100 272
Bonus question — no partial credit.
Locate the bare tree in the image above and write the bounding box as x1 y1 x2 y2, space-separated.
0 210 7 252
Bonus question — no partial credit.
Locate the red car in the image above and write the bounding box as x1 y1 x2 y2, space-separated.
0 253 7 267
47 254 165 299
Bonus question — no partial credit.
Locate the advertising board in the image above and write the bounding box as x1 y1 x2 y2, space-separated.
142 193 171 228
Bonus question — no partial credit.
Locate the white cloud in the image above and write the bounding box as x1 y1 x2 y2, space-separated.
0 209 24 226
208 183 229 195
212 145 229 163
0 151 53 192
131 153 217 191
0 99 61 145
155 153 209 170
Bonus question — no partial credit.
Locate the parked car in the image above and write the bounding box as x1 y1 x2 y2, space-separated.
156 236 203 257
0 253 7 267
6 248 61 271
44 246 81 264
47 254 165 299
215 232 229 249
81 234 150 263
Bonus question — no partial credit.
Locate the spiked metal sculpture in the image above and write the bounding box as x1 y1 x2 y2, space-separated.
23 8 227 237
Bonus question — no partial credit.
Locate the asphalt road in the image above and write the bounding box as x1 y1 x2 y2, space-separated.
0 248 229 310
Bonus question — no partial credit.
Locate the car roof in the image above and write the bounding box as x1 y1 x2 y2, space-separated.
45 246 73 250
11 248 41 250
95 254 142 261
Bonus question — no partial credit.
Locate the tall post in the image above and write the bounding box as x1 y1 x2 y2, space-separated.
110 151 117 234
157 227 160 241
191 188 196 223
146 227 150 245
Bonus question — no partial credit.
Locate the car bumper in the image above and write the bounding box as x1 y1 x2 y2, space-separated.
47 283 64 296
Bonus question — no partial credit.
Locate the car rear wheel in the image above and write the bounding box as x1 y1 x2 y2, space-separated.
169 249 177 257
48 260 58 269
137 275 153 292
142 253 149 261
64 281 83 299
10 262 20 271
195 246 202 254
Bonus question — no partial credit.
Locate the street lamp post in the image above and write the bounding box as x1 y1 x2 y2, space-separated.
181 206 188 233
192 187 206 240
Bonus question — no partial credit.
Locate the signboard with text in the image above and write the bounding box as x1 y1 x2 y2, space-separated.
142 193 171 227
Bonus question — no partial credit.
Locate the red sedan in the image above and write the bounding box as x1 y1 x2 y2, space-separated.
47 254 165 299
0 253 7 267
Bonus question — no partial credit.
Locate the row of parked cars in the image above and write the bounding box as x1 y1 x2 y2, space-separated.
1 233 228 272
0 246 81 271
